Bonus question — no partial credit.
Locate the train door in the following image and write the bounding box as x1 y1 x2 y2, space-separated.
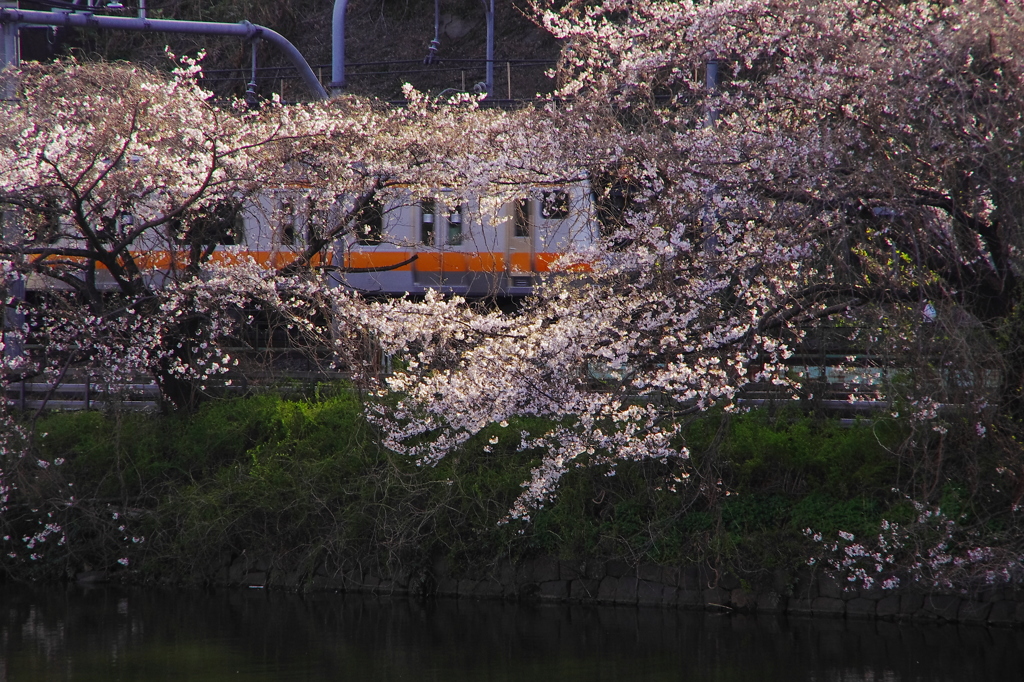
535 189 571 272
413 197 474 293
271 196 297 268
438 200 469 290
507 198 535 290
342 195 416 294
411 198 432 287
534 185 600 268
412 198 443 289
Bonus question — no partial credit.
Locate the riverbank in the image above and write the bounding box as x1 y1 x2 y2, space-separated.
3 388 1022 626
179 552 1024 627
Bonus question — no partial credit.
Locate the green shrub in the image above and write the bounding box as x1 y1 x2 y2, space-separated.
16 395 1011 586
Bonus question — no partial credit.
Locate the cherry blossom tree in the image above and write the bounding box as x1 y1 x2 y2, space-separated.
2 0 1023 544
0 56 582 406
0 54 591 568
0 46 619 570
363 0 1024 517
0 55 295 405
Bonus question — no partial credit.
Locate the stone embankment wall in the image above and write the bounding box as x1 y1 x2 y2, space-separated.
212 553 1024 627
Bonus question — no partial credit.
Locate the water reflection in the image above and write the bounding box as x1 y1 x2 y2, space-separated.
1 583 1020 681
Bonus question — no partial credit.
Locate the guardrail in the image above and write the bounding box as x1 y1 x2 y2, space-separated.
3 368 358 412
4 379 161 411
4 357 989 416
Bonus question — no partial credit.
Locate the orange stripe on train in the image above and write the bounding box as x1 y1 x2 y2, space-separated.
55 250 334 272
343 251 578 273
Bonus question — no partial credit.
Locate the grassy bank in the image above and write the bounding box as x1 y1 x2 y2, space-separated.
2 387 1020 592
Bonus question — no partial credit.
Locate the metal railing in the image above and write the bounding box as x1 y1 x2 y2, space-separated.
196 58 558 104
5 377 161 411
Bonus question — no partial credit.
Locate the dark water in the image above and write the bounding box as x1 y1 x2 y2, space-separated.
1 584 1022 681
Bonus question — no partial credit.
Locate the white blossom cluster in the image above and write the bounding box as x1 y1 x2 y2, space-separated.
806 501 1024 593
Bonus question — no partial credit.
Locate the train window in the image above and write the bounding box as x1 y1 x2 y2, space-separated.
213 202 244 245
28 200 62 244
514 199 531 238
168 218 185 243
541 190 570 219
447 205 463 246
211 202 244 245
420 199 435 245
306 199 323 242
278 200 295 246
170 201 243 245
0 207 17 242
355 198 384 246
230 209 245 246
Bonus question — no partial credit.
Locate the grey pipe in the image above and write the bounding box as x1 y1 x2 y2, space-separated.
0 8 328 99
244 38 258 107
424 0 439 65
331 0 348 94
484 0 493 95
1 17 16 100
251 38 258 83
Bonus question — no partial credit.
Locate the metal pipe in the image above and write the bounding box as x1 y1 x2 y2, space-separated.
0 1 17 101
251 38 258 82
484 0 493 95
424 0 439 65
1 20 16 100
244 38 258 108
0 8 328 99
331 0 348 94
138 0 145 20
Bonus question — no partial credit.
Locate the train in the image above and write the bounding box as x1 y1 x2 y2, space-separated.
19 181 600 296
13 180 601 297
334 182 599 296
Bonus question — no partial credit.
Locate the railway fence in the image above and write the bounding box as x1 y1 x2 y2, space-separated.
4 351 906 417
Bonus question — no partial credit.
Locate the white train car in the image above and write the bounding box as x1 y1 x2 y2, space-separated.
14 180 598 297
336 182 599 296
